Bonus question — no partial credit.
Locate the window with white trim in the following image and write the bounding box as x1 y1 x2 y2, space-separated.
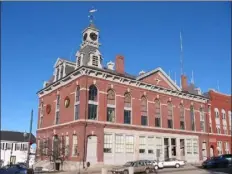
229 111 231 127
215 110 219 118
224 141 229 154
15 143 21 151
222 111 226 120
217 141 222 155
156 137 162 157
180 104 185 130
216 125 221 134
139 136 146 154
190 106 195 131
39 102 44 128
115 134 124 153
75 86 80 120
65 135 69 156
141 96 148 126
88 85 98 120
186 139 192 154
147 136 154 154
155 100 161 127
72 135 78 156
193 139 198 154
77 56 81 67
223 125 227 135
125 135 134 153
60 65 64 78
104 134 113 153
200 108 205 132
56 68 60 81
55 95 60 124
124 92 131 124
167 102 173 128
107 89 115 122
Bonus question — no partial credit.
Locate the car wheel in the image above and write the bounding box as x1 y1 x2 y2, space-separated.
124 170 129 174
154 165 158 170
145 168 150 174
175 163 180 168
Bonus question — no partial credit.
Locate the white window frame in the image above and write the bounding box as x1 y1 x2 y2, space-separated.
139 136 146 154
72 135 78 156
104 134 113 153
125 135 134 153
115 134 124 153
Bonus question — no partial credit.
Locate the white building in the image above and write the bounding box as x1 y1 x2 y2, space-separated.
0 130 36 167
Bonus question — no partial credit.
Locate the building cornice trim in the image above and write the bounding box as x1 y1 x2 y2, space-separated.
37 66 208 103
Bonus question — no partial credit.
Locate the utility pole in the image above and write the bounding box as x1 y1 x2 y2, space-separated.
26 109 33 168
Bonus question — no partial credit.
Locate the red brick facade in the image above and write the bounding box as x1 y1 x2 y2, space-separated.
207 90 232 157
36 20 231 168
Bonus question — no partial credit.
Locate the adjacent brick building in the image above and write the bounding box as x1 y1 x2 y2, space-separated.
36 17 231 170
204 90 232 157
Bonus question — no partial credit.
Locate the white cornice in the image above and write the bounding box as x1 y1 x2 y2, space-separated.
38 66 208 103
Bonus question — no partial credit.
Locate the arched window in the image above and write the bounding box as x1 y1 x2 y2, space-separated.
74 86 80 120
88 85 98 120
107 89 115 122
75 86 80 102
180 104 185 130
141 96 147 126
214 108 219 118
155 99 161 127
190 106 195 131
124 92 131 108
124 92 131 124
89 85 98 101
167 102 173 128
222 109 226 120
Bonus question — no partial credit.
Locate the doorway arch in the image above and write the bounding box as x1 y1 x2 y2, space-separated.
210 145 214 157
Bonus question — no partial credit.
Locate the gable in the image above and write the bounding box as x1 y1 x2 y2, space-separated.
136 67 181 91
53 58 64 68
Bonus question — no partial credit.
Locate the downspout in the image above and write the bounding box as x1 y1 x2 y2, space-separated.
83 74 88 169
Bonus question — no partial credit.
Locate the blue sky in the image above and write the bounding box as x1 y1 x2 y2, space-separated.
2 2 231 135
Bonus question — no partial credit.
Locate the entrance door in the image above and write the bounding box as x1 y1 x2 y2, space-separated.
86 136 97 165
210 145 214 157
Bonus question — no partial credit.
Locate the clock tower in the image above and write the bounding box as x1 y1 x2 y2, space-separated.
76 9 103 69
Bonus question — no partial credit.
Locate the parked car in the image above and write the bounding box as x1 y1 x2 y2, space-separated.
146 160 164 170
162 158 185 168
202 156 219 168
0 164 28 174
111 160 155 174
202 154 232 168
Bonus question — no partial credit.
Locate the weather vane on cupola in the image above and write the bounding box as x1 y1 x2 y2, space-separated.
88 7 97 24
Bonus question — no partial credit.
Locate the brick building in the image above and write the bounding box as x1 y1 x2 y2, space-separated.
204 90 232 157
36 16 231 170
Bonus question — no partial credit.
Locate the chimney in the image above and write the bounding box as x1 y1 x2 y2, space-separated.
181 75 188 91
115 55 124 74
107 61 115 70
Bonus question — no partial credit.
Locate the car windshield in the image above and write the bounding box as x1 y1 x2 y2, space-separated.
123 162 133 167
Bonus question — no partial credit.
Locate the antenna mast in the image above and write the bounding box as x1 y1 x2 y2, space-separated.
180 31 184 75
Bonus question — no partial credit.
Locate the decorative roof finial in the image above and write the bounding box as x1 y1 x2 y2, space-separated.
88 7 97 24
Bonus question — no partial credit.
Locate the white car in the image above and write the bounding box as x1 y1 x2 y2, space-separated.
151 160 164 170
162 158 186 168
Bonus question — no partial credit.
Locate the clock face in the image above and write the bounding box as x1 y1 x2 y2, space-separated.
90 32 97 41
83 33 88 41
